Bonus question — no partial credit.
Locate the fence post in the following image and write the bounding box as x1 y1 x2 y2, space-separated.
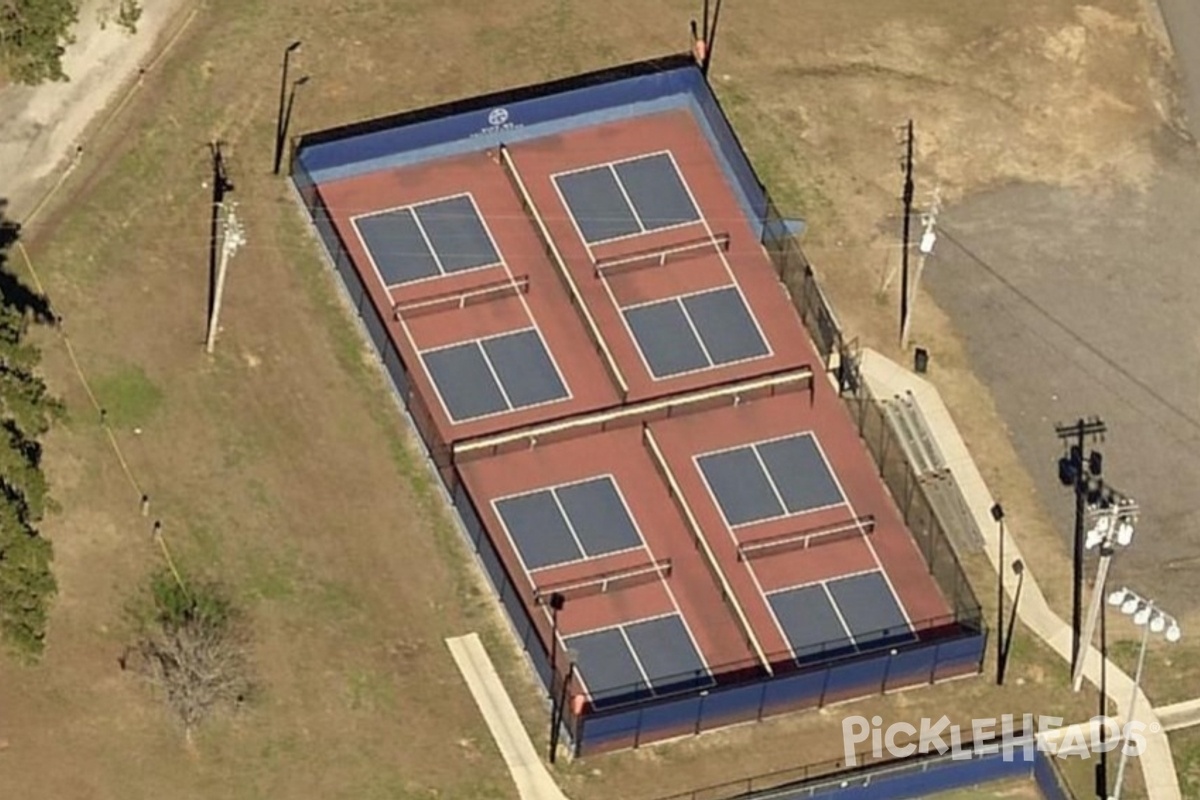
757 677 768 721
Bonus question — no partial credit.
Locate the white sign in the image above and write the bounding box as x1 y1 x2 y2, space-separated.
842 714 1157 765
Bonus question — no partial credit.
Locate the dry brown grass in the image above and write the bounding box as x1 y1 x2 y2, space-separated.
0 0 1180 798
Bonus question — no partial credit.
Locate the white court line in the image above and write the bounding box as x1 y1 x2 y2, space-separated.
689 450 799 663
747 445 789 520
496 474 643 573
763 567 883 597
611 476 717 686
676 297 717 367
549 148 674 180
810 435 916 630
547 169 660 383
547 488 589 562
417 327 572 425
821 582 859 647
692 432 848 531
664 149 774 361
533 473 717 703
476 341 515 410
618 627 655 694
564 610 680 643
350 192 504 291
607 163 646 234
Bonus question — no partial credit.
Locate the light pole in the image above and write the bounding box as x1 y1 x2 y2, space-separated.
273 41 302 175
1073 491 1137 692
547 591 565 763
991 502 1005 685
1056 418 1107 677
1106 588 1181 800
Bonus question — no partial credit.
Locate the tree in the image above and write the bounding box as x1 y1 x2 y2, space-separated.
0 208 61 657
126 570 253 731
0 0 141 85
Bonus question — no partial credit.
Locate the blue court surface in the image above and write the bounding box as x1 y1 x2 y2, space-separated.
565 614 713 708
353 194 500 286
624 286 769 378
555 152 700 244
493 476 644 570
421 328 567 422
698 433 845 526
768 572 914 664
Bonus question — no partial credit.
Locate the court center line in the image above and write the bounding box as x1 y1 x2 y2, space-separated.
612 477 716 680
548 167 658 384
409 208 448 275
690 449 798 663
618 626 657 696
810 436 916 629
676 297 718 368
548 487 589 560
748 444 790 522
665 150 774 360
821 582 860 648
607 164 647 234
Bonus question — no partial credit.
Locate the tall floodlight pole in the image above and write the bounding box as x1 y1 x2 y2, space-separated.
205 202 246 354
1073 491 1137 692
274 41 302 175
1106 589 1180 800
1056 417 1107 677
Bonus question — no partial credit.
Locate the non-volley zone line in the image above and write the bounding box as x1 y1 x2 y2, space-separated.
452 365 815 461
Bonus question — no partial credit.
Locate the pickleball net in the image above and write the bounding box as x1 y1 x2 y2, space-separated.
736 514 876 562
533 558 672 604
592 232 731 279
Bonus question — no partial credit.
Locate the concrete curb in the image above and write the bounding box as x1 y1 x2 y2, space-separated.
447 634 570 800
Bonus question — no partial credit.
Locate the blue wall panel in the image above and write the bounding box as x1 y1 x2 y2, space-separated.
697 682 766 732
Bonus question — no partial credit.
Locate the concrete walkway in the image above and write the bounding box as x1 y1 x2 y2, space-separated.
860 348 1183 800
446 634 569 800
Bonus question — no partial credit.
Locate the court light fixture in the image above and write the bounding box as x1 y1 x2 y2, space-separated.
1134 605 1152 626
1166 623 1182 643
1150 614 1166 634
1108 588 1129 607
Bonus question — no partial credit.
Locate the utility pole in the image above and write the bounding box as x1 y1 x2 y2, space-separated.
900 186 940 349
898 120 914 346
1055 417 1107 679
205 150 246 355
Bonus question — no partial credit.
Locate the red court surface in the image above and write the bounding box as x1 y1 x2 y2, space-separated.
456 424 759 672
316 150 620 444
313 106 957 711
507 110 815 402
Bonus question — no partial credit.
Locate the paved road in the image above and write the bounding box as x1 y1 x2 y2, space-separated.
1157 0 1200 137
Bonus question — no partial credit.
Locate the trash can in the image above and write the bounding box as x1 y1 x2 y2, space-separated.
914 347 929 374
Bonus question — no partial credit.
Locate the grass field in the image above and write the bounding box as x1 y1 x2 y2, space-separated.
0 0 1184 798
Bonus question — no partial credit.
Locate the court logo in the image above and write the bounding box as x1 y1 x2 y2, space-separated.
842 714 1156 766
475 106 521 138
